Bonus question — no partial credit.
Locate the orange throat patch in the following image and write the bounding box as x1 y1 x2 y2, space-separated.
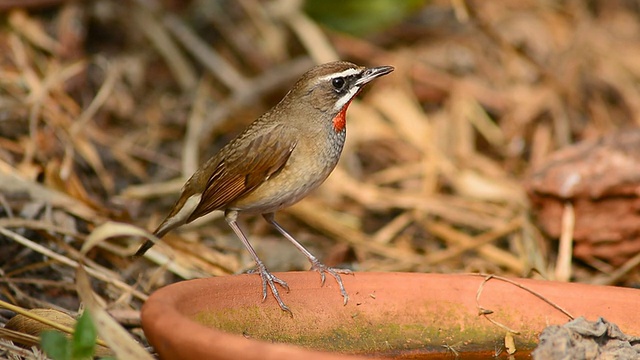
332 99 353 132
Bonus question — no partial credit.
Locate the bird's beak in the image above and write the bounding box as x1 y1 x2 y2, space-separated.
355 65 394 86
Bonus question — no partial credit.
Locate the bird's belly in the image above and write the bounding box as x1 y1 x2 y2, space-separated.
229 160 335 214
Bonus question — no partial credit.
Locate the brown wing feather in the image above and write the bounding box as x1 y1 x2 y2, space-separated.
187 124 296 222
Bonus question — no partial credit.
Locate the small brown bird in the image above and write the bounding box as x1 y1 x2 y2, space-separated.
136 61 393 313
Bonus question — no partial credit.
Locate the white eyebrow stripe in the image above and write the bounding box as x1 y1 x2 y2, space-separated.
332 86 359 111
318 68 361 81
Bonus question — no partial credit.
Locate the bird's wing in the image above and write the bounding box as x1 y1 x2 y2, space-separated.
187 123 297 222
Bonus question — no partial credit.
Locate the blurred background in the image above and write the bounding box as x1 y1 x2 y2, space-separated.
1 0 640 356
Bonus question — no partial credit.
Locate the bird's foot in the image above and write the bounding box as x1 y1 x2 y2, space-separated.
310 260 352 305
248 264 292 316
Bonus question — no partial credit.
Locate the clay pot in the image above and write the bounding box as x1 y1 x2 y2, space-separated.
140 272 640 359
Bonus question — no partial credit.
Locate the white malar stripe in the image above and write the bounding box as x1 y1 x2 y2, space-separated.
318 68 361 82
333 86 360 112
159 193 203 233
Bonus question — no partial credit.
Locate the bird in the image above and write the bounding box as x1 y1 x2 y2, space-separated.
135 61 394 313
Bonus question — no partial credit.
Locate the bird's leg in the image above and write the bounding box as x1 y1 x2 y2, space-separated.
225 210 292 315
262 213 351 305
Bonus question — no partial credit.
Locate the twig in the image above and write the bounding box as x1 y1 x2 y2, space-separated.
591 251 640 286
132 4 197 90
473 273 574 328
555 202 574 281
0 227 148 301
0 300 108 348
163 14 250 93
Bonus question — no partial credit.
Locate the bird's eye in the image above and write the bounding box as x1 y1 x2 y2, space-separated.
332 77 346 91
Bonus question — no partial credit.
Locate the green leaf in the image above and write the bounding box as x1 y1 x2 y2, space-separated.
304 0 427 36
71 311 97 360
41 330 72 360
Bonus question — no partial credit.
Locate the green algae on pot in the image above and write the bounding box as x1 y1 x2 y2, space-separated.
140 272 640 360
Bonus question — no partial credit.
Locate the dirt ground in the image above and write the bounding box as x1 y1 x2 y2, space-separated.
1 0 640 358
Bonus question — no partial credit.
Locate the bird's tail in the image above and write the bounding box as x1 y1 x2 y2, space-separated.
133 220 175 257
134 240 155 257
133 195 196 257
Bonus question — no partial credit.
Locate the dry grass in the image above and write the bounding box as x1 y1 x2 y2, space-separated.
1 0 640 357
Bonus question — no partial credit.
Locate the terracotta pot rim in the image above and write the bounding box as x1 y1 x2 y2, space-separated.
141 272 640 360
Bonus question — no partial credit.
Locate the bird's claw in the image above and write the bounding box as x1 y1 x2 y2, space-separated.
310 261 352 306
250 264 292 316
